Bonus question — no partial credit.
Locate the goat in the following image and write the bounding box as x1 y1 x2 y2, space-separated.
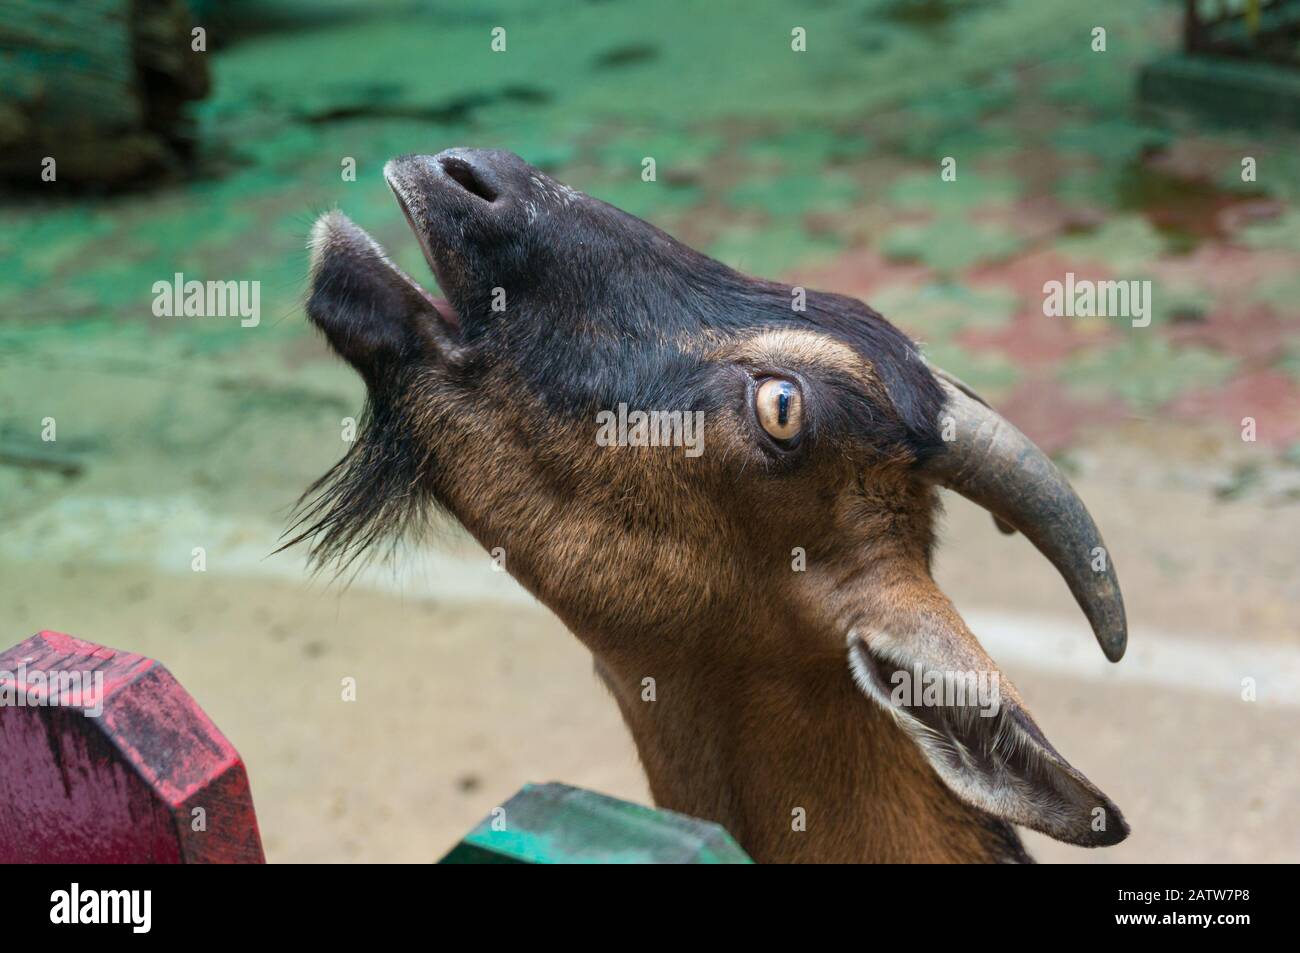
290 148 1129 863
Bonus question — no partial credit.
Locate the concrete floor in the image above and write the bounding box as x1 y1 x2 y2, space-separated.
3 422 1295 862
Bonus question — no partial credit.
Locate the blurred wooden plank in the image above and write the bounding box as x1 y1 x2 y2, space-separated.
1140 53 1300 127
0 0 210 187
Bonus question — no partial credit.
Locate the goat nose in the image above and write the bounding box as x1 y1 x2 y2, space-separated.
434 149 504 204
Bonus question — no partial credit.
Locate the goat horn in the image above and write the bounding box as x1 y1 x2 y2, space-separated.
921 365 1128 662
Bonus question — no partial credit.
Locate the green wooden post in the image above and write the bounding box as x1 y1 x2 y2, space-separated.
439 783 753 864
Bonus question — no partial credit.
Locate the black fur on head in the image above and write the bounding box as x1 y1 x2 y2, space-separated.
287 148 946 572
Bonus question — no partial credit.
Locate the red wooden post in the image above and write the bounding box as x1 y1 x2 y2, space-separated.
0 631 264 863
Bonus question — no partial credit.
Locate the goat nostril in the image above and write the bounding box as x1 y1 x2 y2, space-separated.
439 155 498 203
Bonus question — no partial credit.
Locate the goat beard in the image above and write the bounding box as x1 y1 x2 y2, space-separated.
279 392 439 575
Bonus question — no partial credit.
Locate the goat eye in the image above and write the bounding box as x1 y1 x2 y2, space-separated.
755 378 803 442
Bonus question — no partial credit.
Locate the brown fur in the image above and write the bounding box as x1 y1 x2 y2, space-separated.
390 354 1029 863
294 149 1126 863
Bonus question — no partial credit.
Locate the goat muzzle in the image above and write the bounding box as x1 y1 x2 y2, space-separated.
921 367 1128 662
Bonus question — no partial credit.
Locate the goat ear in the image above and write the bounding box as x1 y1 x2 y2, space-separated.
847 606 1129 848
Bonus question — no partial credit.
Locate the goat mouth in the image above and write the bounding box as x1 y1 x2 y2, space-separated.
391 216 461 334
375 241 459 335
383 163 465 333
306 208 462 364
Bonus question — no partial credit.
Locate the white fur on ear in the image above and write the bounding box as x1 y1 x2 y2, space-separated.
847 629 1128 848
